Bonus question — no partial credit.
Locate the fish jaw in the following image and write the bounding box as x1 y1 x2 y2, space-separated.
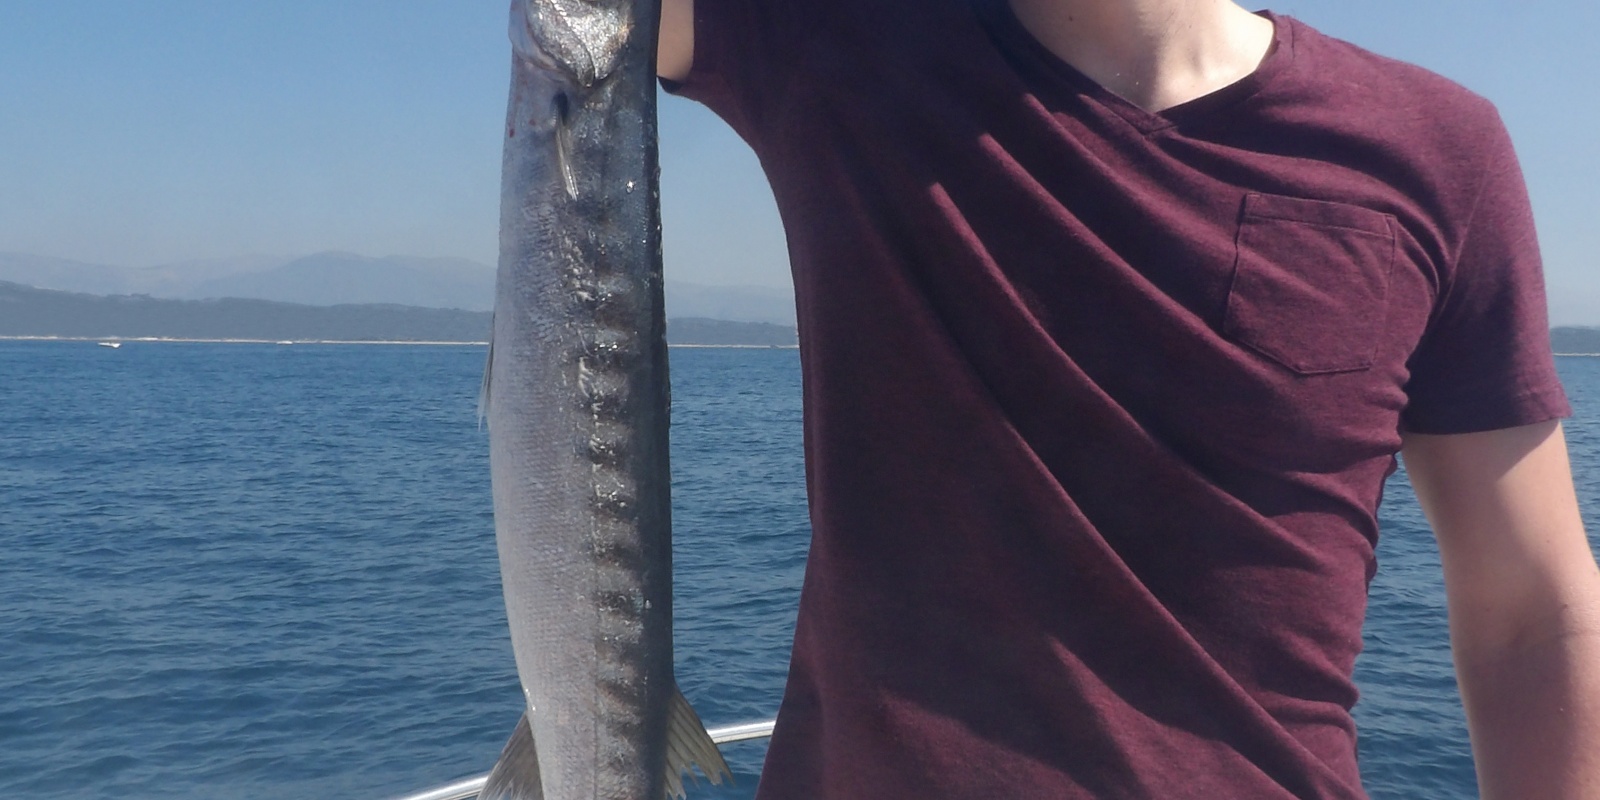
510 0 635 89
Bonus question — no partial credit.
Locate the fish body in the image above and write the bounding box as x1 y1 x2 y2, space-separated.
481 1 728 798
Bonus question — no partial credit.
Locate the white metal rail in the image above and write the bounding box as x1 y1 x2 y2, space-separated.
386 719 778 800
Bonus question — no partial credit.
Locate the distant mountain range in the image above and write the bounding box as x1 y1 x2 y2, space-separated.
8 251 1597 353
0 280 796 346
0 251 796 324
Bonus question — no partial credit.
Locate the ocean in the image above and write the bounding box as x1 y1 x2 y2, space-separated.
1 340 1596 799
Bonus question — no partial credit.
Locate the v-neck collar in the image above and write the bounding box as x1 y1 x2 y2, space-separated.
976 2 1296 135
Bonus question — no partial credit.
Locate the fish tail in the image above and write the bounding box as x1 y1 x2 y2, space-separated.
662 685 733 799
480 712 543 800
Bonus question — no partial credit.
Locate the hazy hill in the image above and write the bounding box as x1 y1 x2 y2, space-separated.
0 252 284 297
189 252 496 311
1551 327 1600 354
667 318 797 346
0 281 491 342
664 281 796 325
0 251 492 310
7 270 1592 353
0 252 136 295
0 252 797 324
0 281 796 346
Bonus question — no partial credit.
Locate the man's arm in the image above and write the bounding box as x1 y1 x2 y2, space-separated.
658 0 694 81
1402 420 1600 798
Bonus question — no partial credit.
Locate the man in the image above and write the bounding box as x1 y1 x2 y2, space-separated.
657 0 1600 796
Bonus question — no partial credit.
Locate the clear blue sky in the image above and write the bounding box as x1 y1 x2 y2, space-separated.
1 1 1596 322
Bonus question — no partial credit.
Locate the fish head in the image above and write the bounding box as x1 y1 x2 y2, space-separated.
510 0 634 89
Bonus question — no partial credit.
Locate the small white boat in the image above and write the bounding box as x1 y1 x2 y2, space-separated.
276 341 294 345
97 341 121 349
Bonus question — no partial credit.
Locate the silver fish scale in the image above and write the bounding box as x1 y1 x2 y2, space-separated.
487 0 674 794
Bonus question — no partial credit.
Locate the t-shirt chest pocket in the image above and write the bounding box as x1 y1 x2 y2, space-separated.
1223 193 1398 375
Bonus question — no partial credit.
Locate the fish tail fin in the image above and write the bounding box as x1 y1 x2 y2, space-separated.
480 711 544 800
478 315 495 430
662 685 733 799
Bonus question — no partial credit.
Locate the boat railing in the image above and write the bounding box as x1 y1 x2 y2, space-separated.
386 719 777 800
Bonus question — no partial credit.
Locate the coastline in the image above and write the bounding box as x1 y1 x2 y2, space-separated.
8 336 1588 356
1 335 484 346
0 335 797 350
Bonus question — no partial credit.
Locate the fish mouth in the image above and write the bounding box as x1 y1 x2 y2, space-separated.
509 0 634 88
507 0 636 197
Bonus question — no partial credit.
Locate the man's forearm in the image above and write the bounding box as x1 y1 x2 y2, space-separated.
1405 424 1600 798
1453 603 1600 799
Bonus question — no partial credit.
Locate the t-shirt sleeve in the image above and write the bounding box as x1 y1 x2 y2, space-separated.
659 0 807 144
1399 114 1571 434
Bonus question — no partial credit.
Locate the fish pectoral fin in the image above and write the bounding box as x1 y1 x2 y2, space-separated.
480 711 544 800
553 94 578 200
478 316 495 428
662 685 733 799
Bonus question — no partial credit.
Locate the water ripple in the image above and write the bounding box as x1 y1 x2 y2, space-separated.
3 343 1597 799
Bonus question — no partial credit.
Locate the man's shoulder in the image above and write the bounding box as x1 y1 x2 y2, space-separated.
1278 16 1502 139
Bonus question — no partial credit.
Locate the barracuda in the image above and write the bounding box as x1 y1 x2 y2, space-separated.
479 0 730 797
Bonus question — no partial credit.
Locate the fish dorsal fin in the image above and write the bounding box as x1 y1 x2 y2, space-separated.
662 685 733 799
480 711 543 800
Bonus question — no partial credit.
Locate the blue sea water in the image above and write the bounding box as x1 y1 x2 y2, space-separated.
0 340 1597 799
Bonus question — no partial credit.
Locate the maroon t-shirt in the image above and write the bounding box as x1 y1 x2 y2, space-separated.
669 1 1570 797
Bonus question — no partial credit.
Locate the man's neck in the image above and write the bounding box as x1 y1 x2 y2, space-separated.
1006 0 1275 113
